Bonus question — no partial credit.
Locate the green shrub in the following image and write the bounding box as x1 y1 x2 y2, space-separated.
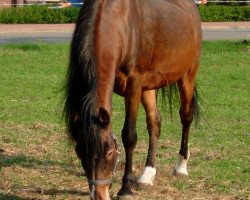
0 5 249 24
198 5 250 22
0 6 80 24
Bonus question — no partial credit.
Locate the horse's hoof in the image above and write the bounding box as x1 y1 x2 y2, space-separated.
116 195 133 200
174 153 190 178
117 188 133 200
173 169 189 178
137 166 156 186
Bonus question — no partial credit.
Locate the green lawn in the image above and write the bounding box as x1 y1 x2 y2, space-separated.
0 41 249 200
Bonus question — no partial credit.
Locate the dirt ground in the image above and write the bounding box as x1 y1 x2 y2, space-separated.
0 145 238 200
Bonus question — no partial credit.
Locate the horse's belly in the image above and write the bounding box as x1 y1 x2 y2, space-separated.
141 69 181 90
141 54 195 90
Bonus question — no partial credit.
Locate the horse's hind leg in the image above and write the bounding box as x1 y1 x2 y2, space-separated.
174 74 197 176
138 90 161 186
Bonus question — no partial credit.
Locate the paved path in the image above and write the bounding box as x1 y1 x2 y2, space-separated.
202 22 250 40
202 22 250 29
0 22 249 43
0 22 249 33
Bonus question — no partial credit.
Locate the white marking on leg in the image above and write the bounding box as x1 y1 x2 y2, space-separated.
174 151 190 176
138 166 156 186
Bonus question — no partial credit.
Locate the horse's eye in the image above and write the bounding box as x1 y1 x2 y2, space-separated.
105 149 114 160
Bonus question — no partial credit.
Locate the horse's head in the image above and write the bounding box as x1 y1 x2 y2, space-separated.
72 107 119 200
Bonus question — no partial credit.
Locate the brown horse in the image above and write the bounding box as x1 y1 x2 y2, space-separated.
64 0 202 199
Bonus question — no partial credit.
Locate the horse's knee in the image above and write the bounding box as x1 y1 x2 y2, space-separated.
122 128 138 148
146 111 161 138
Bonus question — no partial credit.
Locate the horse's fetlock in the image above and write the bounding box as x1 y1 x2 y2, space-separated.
123 173 136 182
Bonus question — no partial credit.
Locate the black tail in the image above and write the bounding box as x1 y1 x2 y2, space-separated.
158 84 179 118
159 84 200 125
193 85 200 126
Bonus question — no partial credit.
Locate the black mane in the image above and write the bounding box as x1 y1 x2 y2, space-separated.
64 0 102 170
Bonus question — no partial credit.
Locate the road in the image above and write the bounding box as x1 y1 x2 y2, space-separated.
0 32 72 44
202 29 250 40
0 22 249 44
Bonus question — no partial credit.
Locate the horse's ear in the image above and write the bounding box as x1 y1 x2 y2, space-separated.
98 108 110 128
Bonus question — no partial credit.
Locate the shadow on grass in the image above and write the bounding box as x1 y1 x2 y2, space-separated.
0 151 89 198
0 153 65 168
26 187 89 196
0 150 84 177
0 188 89 199
0 193 33 200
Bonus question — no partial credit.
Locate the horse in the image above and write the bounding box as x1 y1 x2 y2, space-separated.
64 0 202 199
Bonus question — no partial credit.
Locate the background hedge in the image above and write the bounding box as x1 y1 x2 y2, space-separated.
0 6 80 23
0 5 249 24
199 5 250 22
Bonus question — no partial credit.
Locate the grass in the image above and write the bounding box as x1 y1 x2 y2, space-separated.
0 40 249 200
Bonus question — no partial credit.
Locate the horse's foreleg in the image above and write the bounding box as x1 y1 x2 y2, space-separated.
174 76 195 176
138 90 161 186
117 79 142 197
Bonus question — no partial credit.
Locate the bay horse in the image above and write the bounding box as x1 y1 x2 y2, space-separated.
64 0 201 199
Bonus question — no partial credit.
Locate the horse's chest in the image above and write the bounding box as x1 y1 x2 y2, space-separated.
114 71 128 96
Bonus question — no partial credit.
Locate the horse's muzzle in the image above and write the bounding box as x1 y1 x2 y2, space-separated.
90 185 111 200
